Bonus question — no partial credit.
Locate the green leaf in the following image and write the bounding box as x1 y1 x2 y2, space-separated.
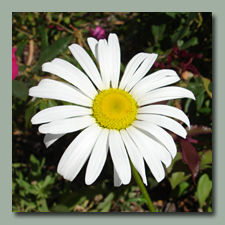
177 40 184 48
29 154 45 178
33 35 73 72
30 154 40 170
198 107 211 114
196 88 205 110
100 202 112 212
40 100 49 110
60 193 86 209
208 206 212 212
177 182 190 197
151 24 166 43
51 204 70 212
195 174 212 208
170 181 190 199
171 26 189 45
12 80 29 101
48 99 58 107
97 192 114 210
186 12 199 24
201 76 212 99
200 150 212 169
46 12 52 21
179 37 198 50
165 12 177 19
24 105 36 128
42 175 55 188
39 26 49 50
63 17 71 24
126 197 147 204
166 152 182 174
12 163 27 168
168 172 191 189
15 41 26 57
38 198 49 212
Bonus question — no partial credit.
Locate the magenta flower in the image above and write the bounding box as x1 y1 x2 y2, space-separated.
89 26 107 40
12 47 18 80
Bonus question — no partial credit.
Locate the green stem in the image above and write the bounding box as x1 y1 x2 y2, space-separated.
130 162 155 212
49 20 74 34
205 190 212 212
40 198 49 212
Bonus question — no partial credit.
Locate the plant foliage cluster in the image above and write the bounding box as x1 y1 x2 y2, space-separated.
12 12 212 212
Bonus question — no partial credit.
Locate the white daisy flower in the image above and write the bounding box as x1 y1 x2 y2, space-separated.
29 33 195 186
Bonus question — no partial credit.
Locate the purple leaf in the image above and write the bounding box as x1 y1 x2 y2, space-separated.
180 138 200 183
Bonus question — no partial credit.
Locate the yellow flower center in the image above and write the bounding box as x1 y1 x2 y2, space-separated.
92 88 138 130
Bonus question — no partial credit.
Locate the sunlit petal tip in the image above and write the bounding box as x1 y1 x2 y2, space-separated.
38 124 48 134
156 175 165 183
30 115 37 125
152 53 158 59
186 119 191 129
68 43 77 49
85 178 92 186
28 86 35 96
87 36 98 43
87 37 99 59
109 33 117 39
186 123 191 130
187 89 196 100
41 62 49 70
43 133 65 148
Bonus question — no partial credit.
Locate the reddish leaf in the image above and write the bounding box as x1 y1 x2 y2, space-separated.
186 125 212 137
180 138 200 183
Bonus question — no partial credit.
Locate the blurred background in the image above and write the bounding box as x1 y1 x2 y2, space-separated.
12 12 212 212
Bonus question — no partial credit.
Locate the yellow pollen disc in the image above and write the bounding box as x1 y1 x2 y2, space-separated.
92 88 138 130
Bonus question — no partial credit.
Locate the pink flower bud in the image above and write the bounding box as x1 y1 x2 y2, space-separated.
89 26 107 40
12 47 18 80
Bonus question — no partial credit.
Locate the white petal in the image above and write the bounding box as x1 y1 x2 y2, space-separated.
57 124 102 181
114 166 122 187
120 129 147 185
29 79 92 107
132 120 177 158
125 53 158 92
98 39 111 89
136 114 187 138
31 105 92 125
138 104 190 128
119 53 148 89
42 58 97 99
127 126 165 182
69 44 103 90
138 86 195 106
85 128 109 185
43 133 66 148
108 33 121 88
38 115 95 134
136 128 172 168
131 75 180 100
109 130 131 185
132 69 179 92
87 37 98 59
